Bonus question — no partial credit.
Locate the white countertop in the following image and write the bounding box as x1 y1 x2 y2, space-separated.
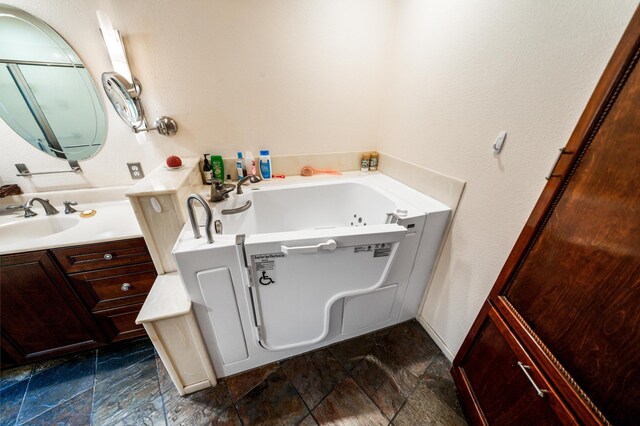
0 194 142 255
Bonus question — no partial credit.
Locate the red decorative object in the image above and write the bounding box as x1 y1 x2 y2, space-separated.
166 156 182 168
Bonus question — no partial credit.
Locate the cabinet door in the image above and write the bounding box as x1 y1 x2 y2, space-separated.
0 251 104 363
499 40 640 424
453 304 575 425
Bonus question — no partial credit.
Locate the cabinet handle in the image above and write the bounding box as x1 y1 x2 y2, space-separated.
121 283 131 291
517 361 549 397
103 253 113 260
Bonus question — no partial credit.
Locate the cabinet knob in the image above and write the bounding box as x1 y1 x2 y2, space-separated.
121 283 131 291
103 253 113 260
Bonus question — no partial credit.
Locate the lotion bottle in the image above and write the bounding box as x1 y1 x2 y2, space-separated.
259 150 272 180
245 151 257 176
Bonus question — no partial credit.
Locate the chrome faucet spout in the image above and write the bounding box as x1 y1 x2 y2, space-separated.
23 197 59 217
186 194 214 244
236 174 262 194
210 179 235 202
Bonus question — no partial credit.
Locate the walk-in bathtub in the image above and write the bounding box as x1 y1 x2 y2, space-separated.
173 173 450 377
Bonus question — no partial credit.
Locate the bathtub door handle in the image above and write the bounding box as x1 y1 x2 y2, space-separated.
281 239 337 255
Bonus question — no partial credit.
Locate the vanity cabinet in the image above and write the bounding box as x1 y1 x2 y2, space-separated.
53 238 156 342
0 251 104 365
453 8 640 425
0 238 157 367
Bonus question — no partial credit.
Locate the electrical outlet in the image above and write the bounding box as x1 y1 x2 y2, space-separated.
127 162 144 179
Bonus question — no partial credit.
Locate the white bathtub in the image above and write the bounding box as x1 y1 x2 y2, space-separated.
173 173 450 377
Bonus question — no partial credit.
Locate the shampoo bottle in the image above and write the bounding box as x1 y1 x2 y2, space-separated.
259 150 272 180
245 151 256 176
236 152 245 180
210 155 225 181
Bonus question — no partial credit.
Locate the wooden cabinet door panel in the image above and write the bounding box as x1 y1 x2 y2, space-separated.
454 305 574 425
0 251 103 362
501 43 640 424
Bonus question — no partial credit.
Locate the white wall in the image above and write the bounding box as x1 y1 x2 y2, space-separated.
379 0 638 357
0 0 394 192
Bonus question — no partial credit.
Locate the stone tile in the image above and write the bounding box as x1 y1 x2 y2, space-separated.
31 351 94 375
92 351 164 425
96 337 155 381
21 388 92 426
235 369 308 425
210 405 242 426
282 349 347 408
351 345 418 419
225 362 279 401
421 353 464 417
0 364 32 392
312 377 387 426
380 320 440 377
328 334 377 372
18 351 95 423
0 379 28 425
163 381 232 425
156 355 174 393
298 414 318 425
113 401 167 426
392 381 467 426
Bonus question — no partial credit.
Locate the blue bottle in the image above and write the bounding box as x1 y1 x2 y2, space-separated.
236 152 245 179
259 150 272 180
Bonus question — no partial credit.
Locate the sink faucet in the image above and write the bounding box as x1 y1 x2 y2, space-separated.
236 174 262 194
210 179 235 202
186 194 214 244
23 197 59 217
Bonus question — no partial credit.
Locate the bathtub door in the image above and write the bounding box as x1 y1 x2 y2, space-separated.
243 224 406 351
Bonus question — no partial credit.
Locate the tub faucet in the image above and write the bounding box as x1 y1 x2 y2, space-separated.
236 174 262 194
23 197 59 217
210 179 235 202
186 194 214 244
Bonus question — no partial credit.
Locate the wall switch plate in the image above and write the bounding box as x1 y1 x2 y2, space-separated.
127 162 144 179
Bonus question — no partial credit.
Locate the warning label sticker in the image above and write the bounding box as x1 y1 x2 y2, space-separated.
354 245 374 254
373 243 392 258
354 243 392 257
252 253 284 286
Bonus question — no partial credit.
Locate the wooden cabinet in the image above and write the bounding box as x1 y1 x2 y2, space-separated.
0 237 157 367
453 304 575 425
0 251 104 364
453 7 640 425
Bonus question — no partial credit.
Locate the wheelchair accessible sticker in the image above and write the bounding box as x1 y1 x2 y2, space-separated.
253 253 284 286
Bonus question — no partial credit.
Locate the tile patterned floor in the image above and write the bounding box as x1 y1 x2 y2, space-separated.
0 320 467 425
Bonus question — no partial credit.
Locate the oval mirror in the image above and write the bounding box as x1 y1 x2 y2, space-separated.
0 5 106 161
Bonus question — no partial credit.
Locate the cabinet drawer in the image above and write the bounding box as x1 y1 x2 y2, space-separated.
68 262 157 311
52 238 152 273
452 303 576 425
94 304 146 342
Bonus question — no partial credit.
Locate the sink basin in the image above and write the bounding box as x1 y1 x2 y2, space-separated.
0 215 81 244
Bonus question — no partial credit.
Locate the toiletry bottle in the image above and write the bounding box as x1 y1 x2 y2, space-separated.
361 153 371 172
245 151 257 176
236 152 245 180
369 151 379 171
202 154 212 185
210 155 225 181
259 150 272 180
